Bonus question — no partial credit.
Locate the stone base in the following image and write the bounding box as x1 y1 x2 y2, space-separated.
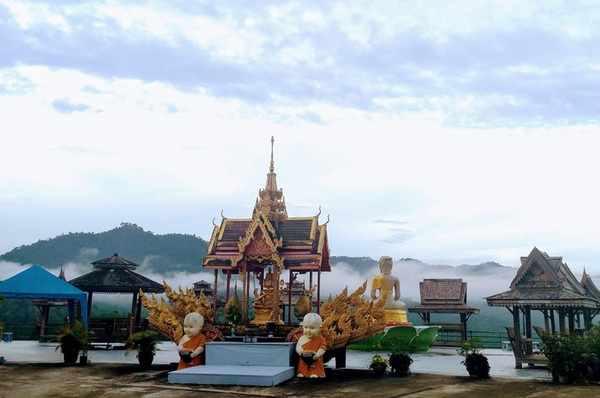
205 342 294 367
168 365 294 386
384 309 408 324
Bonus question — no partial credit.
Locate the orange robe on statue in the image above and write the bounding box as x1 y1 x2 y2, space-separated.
297 334 327 378
177 333 206 370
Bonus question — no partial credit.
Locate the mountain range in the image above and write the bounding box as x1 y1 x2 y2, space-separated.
0 222 516 281
0 222 557 333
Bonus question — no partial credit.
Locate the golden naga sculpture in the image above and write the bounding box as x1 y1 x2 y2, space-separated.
287 280 387 350
140 281 223 343
252 269 285 325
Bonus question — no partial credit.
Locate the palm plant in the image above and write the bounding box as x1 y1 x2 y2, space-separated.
458 337 490 379
55 321 88 364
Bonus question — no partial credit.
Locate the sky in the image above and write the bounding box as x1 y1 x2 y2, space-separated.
2 0 600 276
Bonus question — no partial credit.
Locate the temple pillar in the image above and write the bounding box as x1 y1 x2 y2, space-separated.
309 272 314 312
226 271 231 302
524 306 532 339
130 291 139 334
512 305 522 368
136 294 142 331
584 309 592 330
213 269 219 314
287 271 293 324
558 309 566 334
39 305 50 339
242 266 250 324
567 309 576 333
460 313 467 341
317 270 321 314
87 291 94 322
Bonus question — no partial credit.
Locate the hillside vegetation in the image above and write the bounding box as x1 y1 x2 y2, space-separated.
0 222 208 274
0 222 523 335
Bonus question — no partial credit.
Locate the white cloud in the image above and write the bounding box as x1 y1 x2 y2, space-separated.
2 0 600 273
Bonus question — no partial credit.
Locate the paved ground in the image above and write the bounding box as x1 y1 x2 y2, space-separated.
1 362 599 398
1 341 599 397
0 341 549 379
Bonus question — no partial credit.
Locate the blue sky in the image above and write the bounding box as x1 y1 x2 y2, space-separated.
2 0 600 274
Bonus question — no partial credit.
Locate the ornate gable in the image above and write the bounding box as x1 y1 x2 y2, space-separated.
511 247 562 289
238 212 283 255
581 269 600 300
486 247 596 309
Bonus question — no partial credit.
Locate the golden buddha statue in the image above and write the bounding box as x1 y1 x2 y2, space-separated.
370 256 409 325
252 269 284 325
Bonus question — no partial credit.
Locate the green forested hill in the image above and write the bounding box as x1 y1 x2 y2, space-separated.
0 222 208 273
0 223 527 334
0 222 375 274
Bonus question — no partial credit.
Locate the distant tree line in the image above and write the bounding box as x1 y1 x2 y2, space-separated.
0 222 208 273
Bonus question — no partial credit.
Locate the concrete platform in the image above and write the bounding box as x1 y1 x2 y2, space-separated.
205 341 294 367
168 365 295 386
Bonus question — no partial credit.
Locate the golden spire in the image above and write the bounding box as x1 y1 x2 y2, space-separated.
253 136 287 221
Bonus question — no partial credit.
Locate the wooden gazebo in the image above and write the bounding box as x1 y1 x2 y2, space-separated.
193 279 225 306
69 253 165 341
408 278 479 344
203 137 330 325
485 247 600 368
34 266 69 341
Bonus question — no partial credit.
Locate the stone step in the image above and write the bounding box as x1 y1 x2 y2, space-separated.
168 365 295 386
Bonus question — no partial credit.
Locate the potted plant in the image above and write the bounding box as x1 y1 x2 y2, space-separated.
56 321 88 364
388 350 413 376
382 334 414 377
223 298 242 336
540 332 584 384
458 337 490 379
126 330 161 369
369 354 388 375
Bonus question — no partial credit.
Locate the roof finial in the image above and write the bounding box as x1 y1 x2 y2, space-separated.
253 136 287 221
270 136 275 172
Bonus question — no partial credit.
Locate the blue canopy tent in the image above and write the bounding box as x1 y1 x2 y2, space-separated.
0 265 88 328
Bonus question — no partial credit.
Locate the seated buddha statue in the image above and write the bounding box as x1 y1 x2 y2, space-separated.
370 256 409 325
252 269 284 325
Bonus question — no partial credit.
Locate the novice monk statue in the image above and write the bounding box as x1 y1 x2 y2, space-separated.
370 256 409 325
296 312 327 378
177 312 206 370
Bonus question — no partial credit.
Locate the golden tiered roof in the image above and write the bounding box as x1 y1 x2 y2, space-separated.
203 137 330 273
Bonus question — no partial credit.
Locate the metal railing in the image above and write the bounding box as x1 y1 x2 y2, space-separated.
1 322 535 350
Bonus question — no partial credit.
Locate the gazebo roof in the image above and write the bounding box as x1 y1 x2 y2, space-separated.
69 254 164 294
485 247 600 309
0 265 88 326
91 253 139 270
409 278 479 314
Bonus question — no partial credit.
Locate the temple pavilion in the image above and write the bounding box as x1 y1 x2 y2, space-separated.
69 253 164 341
485 247 600 368
203 137 330 325
409 278 479 344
